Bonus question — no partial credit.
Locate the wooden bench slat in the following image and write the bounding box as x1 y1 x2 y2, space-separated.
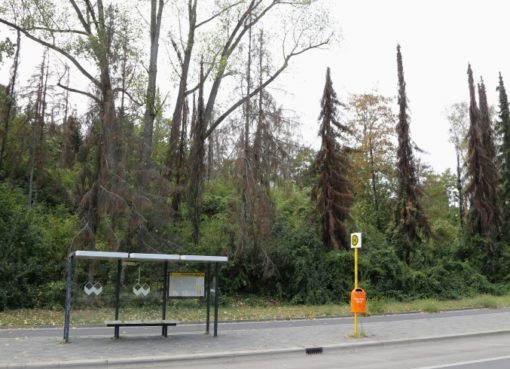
105 320 178 327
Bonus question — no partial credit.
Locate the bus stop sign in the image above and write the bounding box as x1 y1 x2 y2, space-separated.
351 233 362 248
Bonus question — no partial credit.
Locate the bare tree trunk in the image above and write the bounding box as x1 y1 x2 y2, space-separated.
188 62 206 244
28 123 36 207
119 38 127 116
239 22 253 257
37 51 50 169
139 0 165 190
88 125 102 251
253 29 263 185
28 51 47 207
61 66 73 168
171 97 189 215
455 141 464 228
368 135 381 230
63 66 70 123
207 133 213 180
167 0 197 181
0 30 20 174
80 0 120 251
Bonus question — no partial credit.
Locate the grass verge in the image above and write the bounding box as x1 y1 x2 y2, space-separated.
1 294 510 328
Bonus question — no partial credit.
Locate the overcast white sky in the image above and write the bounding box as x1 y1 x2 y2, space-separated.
1 0 509 174
275 0 510 173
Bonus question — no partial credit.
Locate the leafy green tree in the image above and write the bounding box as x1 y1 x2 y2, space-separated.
348 93 396 231
446 102 469 229
393 45 430 265
420 169 458 247
311 68 354 251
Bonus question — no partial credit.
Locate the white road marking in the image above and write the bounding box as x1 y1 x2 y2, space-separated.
414 355 510 369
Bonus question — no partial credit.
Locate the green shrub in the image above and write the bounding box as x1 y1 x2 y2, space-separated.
421 259 494 299
0 185 43 310
273 224 332 304
364 248 414 300
0 184 76 310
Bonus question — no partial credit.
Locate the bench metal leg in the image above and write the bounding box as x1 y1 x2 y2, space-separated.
162 261 169 337
206 262 211 334
114 259 122 339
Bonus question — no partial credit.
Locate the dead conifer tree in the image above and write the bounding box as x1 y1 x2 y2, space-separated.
478 79 499 234
496 73 510 242
465 65 500 265
393 45 430 264
311 67 354 251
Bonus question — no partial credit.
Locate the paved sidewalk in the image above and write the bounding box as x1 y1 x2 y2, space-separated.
1 309 510 368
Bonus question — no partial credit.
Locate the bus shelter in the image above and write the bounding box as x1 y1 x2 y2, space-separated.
63 251 228 342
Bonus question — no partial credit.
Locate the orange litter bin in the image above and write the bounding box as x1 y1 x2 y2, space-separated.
350 288 367 314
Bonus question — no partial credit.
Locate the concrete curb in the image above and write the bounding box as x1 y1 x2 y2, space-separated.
5 328 510 369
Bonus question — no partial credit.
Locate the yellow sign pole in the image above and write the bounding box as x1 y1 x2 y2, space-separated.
350 232 362 338
354 247 358 289
354 247 359 337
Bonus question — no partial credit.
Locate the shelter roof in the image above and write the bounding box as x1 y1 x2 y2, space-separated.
70 251 228 263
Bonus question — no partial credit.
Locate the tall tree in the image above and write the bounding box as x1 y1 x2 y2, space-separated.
27 50 50 207
238 19 254 258
496 73 510 242
478 79 499 233
393 45 430 265
0 29 20 175
253 29 265 186
465 65 499 261
311 68 354 251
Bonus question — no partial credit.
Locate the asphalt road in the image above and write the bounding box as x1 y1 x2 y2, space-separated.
2 307 509 339
103 332 510 369
418 357 510 369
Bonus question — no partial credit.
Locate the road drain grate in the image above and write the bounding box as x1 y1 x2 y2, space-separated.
305 347 323 355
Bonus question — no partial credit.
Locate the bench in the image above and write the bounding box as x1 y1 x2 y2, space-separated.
105 320 178 338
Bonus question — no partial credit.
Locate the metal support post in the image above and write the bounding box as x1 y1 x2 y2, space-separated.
214 262 219 337
162 261 169 337
114 259 122 339
206 262 211 334
63 255 74 343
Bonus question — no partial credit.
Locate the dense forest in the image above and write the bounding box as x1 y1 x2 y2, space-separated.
0 0 509 311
